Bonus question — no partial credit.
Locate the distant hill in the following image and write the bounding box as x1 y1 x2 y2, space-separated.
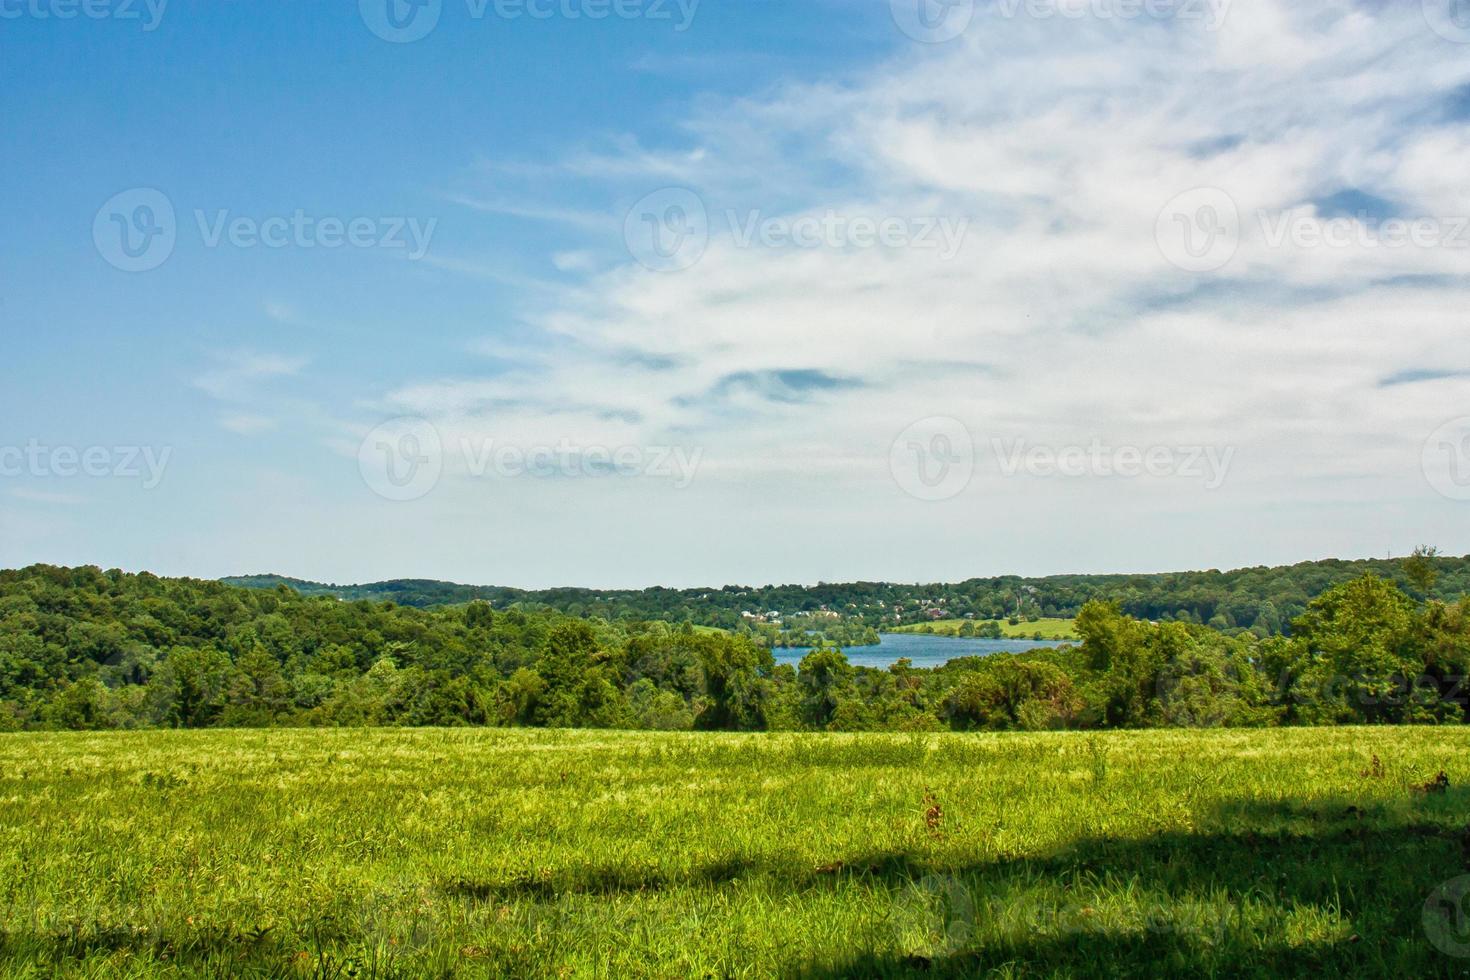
223 554 1470 636
221 575 517 607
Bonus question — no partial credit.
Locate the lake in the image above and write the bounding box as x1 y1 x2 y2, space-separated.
772 632 1072 670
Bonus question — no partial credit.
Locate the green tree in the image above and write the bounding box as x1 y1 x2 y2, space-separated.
152 647 232 728
695 635 774 730
1403 545 1441 597
222 645 291 726
1291 575 1418 723
533 622 598 727
797 648 853 729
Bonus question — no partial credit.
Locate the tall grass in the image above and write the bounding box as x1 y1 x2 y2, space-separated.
0 726 1466 977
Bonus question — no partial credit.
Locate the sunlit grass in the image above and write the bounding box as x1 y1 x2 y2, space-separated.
0 726 1466 976
891 617 1079 640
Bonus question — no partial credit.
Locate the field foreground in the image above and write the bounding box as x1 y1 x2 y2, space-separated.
2 728 1470 978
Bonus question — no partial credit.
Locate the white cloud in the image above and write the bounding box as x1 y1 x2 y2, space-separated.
219 414 279 436
366 2 1470 579
193 351 309 402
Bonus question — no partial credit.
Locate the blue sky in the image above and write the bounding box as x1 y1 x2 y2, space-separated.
3 0 1470 587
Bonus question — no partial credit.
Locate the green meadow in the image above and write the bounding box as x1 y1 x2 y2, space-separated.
3 727 1470 977
892 618 1080 641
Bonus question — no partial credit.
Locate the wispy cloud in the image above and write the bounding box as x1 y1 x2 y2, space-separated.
193 352 309 402
219 414 280 436
389 2 1470 523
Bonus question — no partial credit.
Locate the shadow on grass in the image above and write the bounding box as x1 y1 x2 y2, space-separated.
440 855 761 901
791 791 1470 977
8 793 1470 977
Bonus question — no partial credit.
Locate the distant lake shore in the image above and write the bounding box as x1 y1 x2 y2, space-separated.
773 631 1070 669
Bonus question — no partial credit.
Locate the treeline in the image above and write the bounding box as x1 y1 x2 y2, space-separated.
223 553 1470 636
4 562 1470 732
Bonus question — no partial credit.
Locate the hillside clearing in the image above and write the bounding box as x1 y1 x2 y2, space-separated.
1 727 1468 976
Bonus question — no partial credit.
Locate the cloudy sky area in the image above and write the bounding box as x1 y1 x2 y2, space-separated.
3 0 1469 587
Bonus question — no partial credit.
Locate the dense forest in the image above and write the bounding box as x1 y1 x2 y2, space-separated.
4 558 1469 732
224 553 1470 639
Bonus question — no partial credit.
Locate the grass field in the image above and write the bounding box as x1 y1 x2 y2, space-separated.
891 617 1079 640
2 727 1469 978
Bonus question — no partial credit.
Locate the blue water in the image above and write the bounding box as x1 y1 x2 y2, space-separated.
772 632 1071 670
